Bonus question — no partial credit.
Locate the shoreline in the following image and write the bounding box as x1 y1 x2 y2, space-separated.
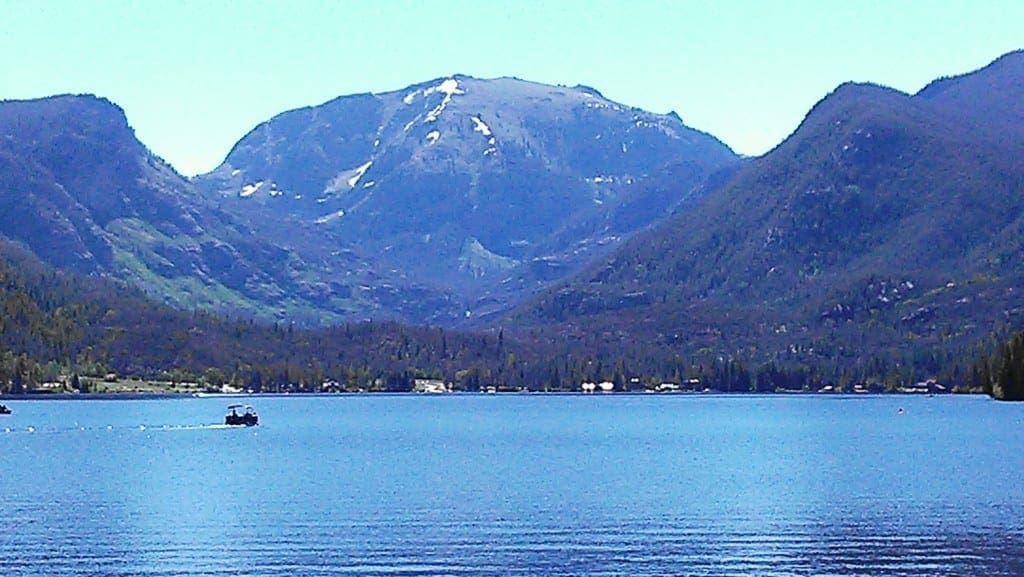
0 389 976 401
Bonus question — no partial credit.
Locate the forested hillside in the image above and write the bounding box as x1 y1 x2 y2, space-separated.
511 52 1024 380
5 238 978 394
0 240 512 392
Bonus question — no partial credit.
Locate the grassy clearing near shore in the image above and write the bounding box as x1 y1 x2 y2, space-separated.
84 377 206 395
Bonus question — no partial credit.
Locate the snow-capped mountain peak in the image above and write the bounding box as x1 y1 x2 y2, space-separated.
195 75 737 322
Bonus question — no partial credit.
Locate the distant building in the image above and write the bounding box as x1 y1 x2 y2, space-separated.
414 378 448 393
899 379 947 394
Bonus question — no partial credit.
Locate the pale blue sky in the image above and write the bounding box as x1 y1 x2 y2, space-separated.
2 0 1021 175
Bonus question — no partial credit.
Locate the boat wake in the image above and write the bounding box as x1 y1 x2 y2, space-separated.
2 423 251 435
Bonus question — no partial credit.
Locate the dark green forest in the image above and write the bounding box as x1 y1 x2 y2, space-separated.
0 242 1006 397
973 331 1024 400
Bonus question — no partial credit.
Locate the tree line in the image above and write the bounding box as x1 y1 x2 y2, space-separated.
0 244 1013 396
968 330 1024 400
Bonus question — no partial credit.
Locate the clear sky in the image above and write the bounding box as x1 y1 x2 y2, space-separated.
2 0 1021 176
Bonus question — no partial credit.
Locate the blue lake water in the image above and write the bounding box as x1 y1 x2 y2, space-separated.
1 393 1023 576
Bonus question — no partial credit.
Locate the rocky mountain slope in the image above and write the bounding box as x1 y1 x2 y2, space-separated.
513 51 1024 373
195 75 739 322
0 95 437 324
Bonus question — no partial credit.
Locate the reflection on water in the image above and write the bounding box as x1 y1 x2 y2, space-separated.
1 394 1023 576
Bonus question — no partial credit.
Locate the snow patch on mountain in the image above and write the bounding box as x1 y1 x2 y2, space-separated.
347 161 373 187
631 115 678 138
425 105 445 122
424 78 464 123
584 101 622 112
470 116 492 136
426 130 440 145
323 161 374 194
315 209 346 224
240 181 264 197
426 78 464 97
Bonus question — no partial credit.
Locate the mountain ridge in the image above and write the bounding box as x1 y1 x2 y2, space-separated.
509 49 1024 373
0 93 439 325
2 76 740 326
194 74 739 323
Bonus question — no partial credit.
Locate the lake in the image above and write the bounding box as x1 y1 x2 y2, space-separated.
1 393 1023 576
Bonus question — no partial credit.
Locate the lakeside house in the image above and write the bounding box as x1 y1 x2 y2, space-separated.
579 381 614 393
899 380 947 394
414 378 449 393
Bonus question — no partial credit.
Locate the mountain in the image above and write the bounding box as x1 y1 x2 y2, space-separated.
917 49 1024 139
512 51 1024 376
0 95 195 272
0 94 434 324
195 75 739 323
